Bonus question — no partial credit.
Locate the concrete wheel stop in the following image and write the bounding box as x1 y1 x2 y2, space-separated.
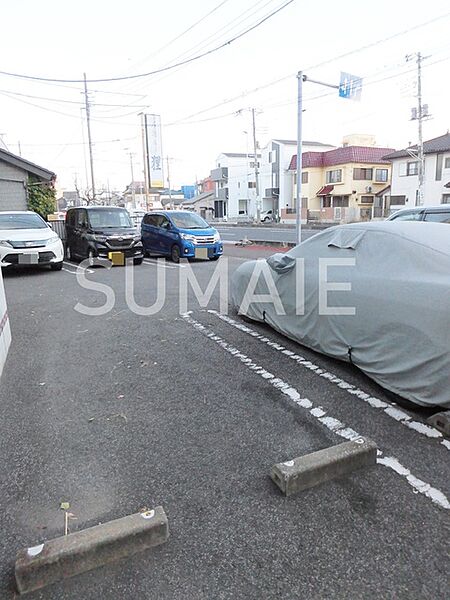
270 437 377 496
15 506 168 595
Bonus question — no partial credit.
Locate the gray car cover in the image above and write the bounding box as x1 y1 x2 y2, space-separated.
231 222 450 407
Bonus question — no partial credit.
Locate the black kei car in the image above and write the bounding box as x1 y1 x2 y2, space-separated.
65 206 144 265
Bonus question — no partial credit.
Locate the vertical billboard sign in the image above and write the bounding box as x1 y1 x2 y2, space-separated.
145 114 164 188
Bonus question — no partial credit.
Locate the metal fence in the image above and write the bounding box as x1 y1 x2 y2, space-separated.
49 219 66 241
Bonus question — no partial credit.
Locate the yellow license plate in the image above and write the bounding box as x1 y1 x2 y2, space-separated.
108 251 125 266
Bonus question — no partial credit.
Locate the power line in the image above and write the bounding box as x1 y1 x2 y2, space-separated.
168 10 450 124
118 0 276 96
0 88 149 108
122 0 231 76
0 0 295 84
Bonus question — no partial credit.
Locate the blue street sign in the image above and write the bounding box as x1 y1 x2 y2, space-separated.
339 72 363 100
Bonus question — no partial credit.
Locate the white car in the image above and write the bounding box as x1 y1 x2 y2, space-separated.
0 211 64 270
260 209 273 222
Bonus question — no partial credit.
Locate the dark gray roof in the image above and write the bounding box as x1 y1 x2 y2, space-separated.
384 132 450 160
0 148 55 180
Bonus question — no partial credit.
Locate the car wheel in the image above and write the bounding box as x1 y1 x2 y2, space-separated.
264 217 270 222
170 245 181 263
66 244 73 261
50 261 63 271
133 257 143 265
209 256 220 261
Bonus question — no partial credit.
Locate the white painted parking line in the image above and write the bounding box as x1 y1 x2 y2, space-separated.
208 311 449 452
182 313 449 510
62 262 95 274
143 259 185 270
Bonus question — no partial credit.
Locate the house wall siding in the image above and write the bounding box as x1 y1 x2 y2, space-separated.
0 162 27 211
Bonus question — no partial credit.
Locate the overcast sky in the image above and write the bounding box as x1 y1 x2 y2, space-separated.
1 0 449 194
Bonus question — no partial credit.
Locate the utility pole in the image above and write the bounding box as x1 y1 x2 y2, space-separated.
166 156 172 209
295 72 304 245
251 108 261 223
406 53 430 206
416 52 424 206
125 149 136 208
83 73 96 202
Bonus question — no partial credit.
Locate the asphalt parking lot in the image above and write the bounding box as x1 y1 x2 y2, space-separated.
0 245 448 599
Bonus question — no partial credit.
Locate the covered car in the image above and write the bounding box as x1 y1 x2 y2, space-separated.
231 222 450 407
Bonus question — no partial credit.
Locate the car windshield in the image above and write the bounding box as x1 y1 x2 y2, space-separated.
170 212 209 229
0 213 47 230
88 209 132 228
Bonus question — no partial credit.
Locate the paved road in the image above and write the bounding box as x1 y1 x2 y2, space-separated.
217 225 319 244
0 248 448 599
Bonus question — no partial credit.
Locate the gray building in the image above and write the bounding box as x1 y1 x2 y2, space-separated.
0 148 55 211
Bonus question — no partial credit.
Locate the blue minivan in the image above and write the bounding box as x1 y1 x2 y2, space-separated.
141 211 223 263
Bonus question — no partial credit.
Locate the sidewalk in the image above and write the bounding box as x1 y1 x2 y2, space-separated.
214 221 332 230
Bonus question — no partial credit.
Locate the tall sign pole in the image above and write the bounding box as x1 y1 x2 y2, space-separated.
295 70 361 245
295 71 304 245
83 73 96 201
140 113 150 210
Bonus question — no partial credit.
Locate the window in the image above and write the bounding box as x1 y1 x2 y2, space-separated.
423 211 450 223
436 154 443 181
444 157 450 169
76 209 88 228
375 168 388 182
238 199 248 215
399 162 419 176
143 214 157 226
268 151 277 163
390 210 422 221
248 181 256 188
322 196 332 208
333 196 349 207
326 169 342 183
407 161 418 176
0 212 48 229
302 172 308 184
360 196 374 204
390 195 406 205
353 168 373 180
249 161 260 168
442 194 450 204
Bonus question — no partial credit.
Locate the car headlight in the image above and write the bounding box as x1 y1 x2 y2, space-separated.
213 232 221 243
92 234 107 242
46 236 60 246
0 240 12 248
180 233 195 243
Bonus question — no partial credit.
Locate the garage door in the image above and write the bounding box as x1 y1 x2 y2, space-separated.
0 180 27 211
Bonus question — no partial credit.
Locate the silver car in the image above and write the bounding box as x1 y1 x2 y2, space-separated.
387 204 450 223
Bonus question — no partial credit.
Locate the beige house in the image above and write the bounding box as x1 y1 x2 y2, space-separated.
287 135 395 223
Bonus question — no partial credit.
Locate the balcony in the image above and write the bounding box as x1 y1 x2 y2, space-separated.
264 187 280 198
211 167 228 182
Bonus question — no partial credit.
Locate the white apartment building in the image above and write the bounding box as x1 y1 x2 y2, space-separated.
384 132 450 210
259 139 335 220
211 140 334 222
210 152 260 220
